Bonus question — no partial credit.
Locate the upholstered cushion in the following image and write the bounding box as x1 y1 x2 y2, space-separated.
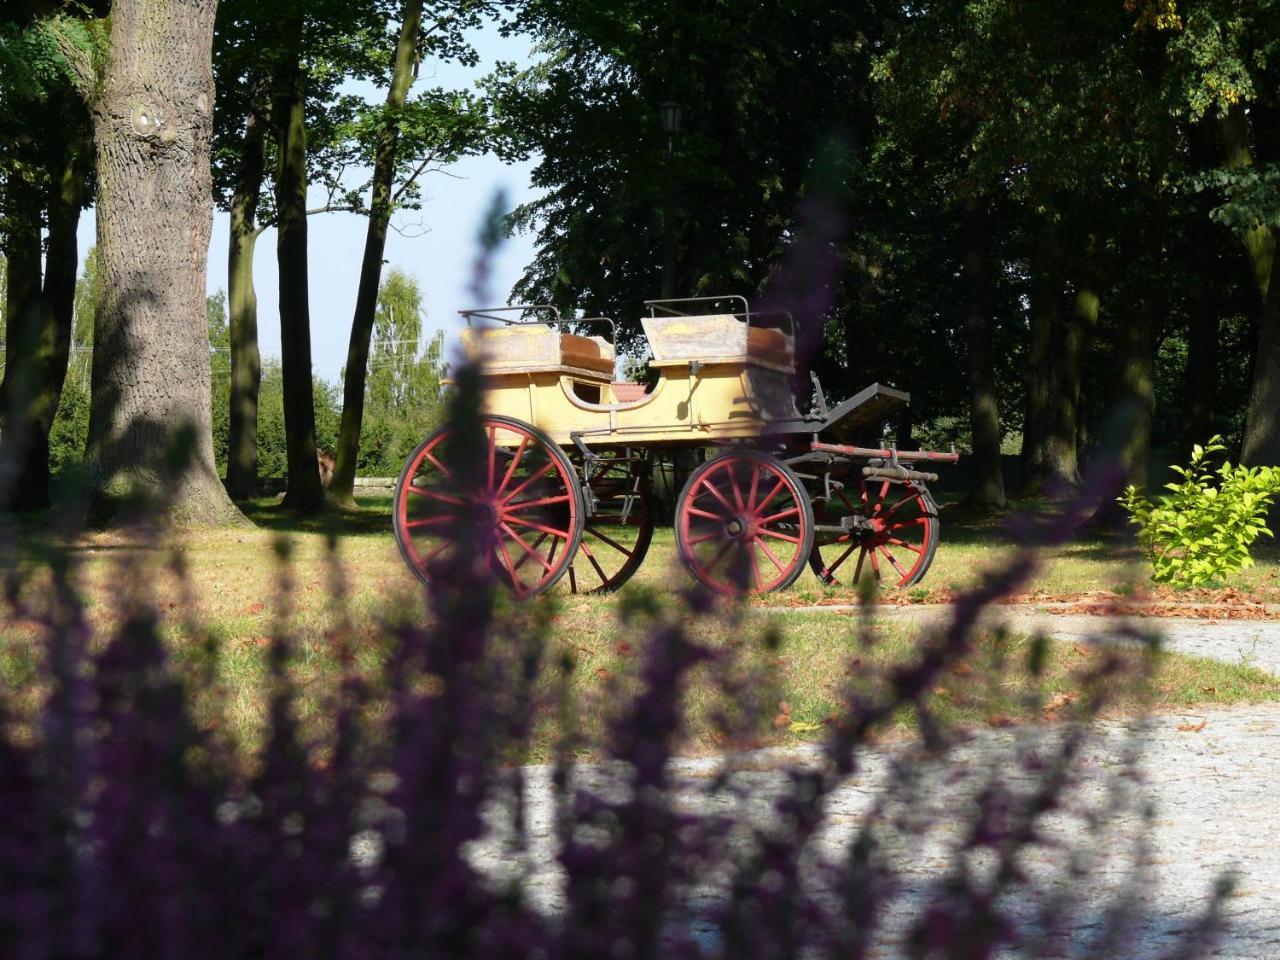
560 333 616 375
747 327 793 368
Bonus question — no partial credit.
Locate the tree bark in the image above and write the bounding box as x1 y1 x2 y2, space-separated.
1116 205 1165 489
0 106 89 511
961 196 1006 510
1241 252 1280 467
83 0 240 525
224 102 266 501
1019 217 1062 495
1042 239 1096 490
1228 100 1280 467
330 0 424 506
1183 117 1220 448
273 48 325 513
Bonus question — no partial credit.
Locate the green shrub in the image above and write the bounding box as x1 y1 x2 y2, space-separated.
1119 436 1280 587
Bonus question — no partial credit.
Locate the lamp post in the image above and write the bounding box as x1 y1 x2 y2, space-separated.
659 101 682 300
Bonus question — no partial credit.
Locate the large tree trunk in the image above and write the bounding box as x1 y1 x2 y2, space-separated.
0 110 89 511
330 0 424 506
1241 252 1280 466
1219 101 1280 465
1019 218 1061 495
961 196 1006 510
1042 239 1096 490
83 0 240 525
0 176 48 507
224 102 266 501
273 62 325 513
1116 206 1165 489
1183 117 1221 447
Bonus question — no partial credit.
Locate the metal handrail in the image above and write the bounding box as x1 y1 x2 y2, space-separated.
459 304 618 344
643 295 795 339
459 304 563 326
643 295 751 319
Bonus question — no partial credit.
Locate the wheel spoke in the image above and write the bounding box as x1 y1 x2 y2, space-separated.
495 536 527 597
756 477 787 512
422 449 453 479
512 532 550 571
748 546 763 592
887 536 924 554
879 544 907 580
583 525 633 557
487 425 497 490
505 514 573 540
686 505 730 522
407 485 466 507
729 469 746 511
822 540 859 581
880 491 924 521
501 523 553 573
577 541 610 585
758 528 800 544
501 460 556 504
686 530 725 547
758 506 799 525
853 547 867 584
746 467 761 512
756 536 787 574
495 436 529 496
699 476 736 512
505 493 572 512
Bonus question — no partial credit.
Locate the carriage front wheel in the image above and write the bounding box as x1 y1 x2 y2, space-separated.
809 478 939 589
675 450 814 596
393 415 584 598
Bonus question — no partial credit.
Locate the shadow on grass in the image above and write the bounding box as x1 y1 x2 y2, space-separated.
236 494 393 537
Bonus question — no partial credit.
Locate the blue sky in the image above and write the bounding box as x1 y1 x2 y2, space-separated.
75 19 541 383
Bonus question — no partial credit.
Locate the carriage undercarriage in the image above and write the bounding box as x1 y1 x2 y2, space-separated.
392 297 958 598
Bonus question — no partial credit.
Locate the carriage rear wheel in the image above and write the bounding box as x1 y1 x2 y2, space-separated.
675 450 814 596
809 478 939 589
567 452 654 593
393 415 584 598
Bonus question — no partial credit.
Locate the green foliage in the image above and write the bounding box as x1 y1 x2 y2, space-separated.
352 267 445 475
208 290 231 469
1120 437 1280 587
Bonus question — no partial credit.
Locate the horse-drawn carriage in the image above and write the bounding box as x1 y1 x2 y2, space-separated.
392 296 958 597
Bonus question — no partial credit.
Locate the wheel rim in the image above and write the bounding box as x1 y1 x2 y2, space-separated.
811 479 936 588
568 453 654 593
394 418 581 597
677 453 811 596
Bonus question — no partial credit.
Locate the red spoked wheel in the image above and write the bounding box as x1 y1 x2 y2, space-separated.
675 450 814 596
809 478 939 589
567 451 654 594
393 415 584 598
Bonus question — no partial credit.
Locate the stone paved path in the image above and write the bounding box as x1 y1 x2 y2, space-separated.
469 610 1280 957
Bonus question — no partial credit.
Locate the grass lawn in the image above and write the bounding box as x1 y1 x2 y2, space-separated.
2 493 1278 760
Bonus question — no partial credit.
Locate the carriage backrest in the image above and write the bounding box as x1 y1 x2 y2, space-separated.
640 312 794 372
460 325 616 380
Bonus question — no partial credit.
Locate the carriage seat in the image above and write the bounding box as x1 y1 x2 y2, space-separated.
559 333 616 376
641 312 795 371
746 327 793 368
460 325 616 380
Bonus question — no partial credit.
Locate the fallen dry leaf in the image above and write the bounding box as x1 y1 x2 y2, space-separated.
1177 719 1208 733
987 713 1015 728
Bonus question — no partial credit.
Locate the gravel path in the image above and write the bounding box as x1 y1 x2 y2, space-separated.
467 610 1280 957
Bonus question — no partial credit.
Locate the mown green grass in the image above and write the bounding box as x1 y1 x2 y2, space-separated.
3 492 1276 761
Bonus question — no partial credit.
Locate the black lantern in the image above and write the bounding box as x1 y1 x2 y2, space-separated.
659 101 683 137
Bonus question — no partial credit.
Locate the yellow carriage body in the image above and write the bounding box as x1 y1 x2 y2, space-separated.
461 311 804 446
